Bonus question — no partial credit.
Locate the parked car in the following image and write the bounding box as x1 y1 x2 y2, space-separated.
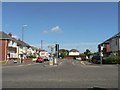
91 56 101 64
36 57 44 63
42 56 50 61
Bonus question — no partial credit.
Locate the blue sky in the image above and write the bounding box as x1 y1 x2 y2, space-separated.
2 2 118 53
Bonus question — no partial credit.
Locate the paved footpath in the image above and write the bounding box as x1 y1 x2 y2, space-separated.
2 59 64 68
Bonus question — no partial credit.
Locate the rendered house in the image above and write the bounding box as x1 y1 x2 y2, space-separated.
69 49 80 56
39 49 49 59
16 39 30 60
27 46 40 58
7 33 30 60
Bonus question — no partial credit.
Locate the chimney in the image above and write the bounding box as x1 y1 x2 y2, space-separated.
8 32 12 37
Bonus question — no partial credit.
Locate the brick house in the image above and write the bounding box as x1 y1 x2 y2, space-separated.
98 32 120 56
98 40 111 57
0 32 11 60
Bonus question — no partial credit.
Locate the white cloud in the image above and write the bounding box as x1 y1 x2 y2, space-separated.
51 26 62 32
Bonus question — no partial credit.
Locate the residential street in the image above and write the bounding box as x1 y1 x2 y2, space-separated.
2 59 118 88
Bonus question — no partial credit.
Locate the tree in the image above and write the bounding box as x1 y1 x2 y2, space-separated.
84 49 93 58
93 52 99 56
59 49 69 58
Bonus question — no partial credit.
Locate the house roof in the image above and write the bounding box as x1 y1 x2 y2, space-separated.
40 49 47 52
7 36 30 47
0 31 12 40
69 49 79 52
99 32 120 45
30 46 40 51
17 39 30 47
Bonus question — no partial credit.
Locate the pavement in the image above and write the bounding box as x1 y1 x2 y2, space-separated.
2 58 64 68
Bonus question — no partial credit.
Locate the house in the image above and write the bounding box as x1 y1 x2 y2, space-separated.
62 49 80 59
109 32 120 56
98 40 111 57
0 32 11 60
7 33 30 60
69 49 80 56
17 39 30 60
0 31 43 63
39 49 49 60
98 32 120 56
27 46 40 58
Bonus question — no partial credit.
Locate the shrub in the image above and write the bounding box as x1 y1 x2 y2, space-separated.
27 53 37 58
104 56 120 64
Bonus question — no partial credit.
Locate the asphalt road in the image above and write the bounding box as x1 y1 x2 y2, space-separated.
2 59 118 88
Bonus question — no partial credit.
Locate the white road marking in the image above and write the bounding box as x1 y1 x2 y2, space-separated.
80 61 86 65
72 62 75 65
59 62 62 65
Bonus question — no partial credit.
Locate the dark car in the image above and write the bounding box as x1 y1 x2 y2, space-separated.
36 57 44 63
91 56 101 64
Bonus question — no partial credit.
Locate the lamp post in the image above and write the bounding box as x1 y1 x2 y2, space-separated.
22 25 28 41
21 25 28 63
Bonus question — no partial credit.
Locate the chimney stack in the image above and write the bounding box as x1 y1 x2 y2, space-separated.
8 32 12 37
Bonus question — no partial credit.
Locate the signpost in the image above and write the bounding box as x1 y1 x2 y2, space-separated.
100 45 103 64
48 45 54 66
48 44 59 66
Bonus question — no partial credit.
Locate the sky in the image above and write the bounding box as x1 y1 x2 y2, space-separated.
2 2 118 53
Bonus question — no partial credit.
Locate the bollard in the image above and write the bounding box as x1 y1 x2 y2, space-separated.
49 57 53 65
54 58 57 65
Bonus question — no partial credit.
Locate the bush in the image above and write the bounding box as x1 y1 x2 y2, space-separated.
27 53 37 58
104 56 120 64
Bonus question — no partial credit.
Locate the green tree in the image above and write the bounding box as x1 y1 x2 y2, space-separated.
84 49 93 58
27 53 37 58
59 49 69 58
93 52 99 56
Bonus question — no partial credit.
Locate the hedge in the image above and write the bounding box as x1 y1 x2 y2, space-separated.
104 56 120 64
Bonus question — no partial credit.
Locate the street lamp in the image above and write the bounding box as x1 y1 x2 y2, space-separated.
21 25 28 63
22 24 28 41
